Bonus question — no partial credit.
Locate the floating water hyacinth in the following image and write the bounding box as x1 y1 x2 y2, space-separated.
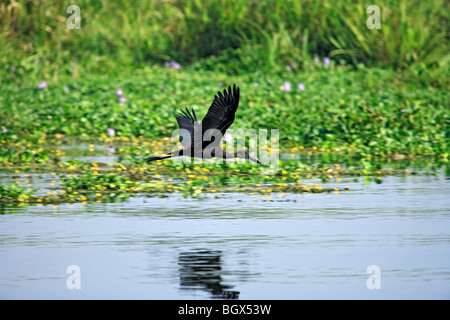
119 96 127 103
283 82 291 92
37 81 47 89
324 57 331 67
116 88 123 96
107 128 115 136
297 83 305 91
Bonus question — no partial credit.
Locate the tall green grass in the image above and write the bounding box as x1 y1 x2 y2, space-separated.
0 0 448 85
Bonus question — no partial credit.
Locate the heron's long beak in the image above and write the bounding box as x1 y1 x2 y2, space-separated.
249 155 262 164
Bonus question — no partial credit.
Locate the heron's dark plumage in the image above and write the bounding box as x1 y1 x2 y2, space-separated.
147 85 260 164
201 84 240 137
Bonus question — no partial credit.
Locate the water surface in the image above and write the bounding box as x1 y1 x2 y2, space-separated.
0 173 449 299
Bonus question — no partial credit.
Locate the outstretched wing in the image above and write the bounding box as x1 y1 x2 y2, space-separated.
175 107 199 144
200 85 240 137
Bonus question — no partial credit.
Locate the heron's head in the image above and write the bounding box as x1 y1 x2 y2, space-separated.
236 150 261 164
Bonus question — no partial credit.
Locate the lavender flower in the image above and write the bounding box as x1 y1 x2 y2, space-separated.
314 56 320 63
119 96 127 103
171 61 181 70
107 128 116 136
116 88 123 96
2 129 8 133
283 82 292 92
37 81 47 89
297 83 305 91
285 65 292 72
164 60 181 69
324 57 331 67
223 133 233 143
107 146 116 154
253 82 259 87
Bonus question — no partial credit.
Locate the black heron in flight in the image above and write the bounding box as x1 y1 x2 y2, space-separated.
147 84 261 164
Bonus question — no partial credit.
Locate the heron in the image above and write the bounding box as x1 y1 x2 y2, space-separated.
147 84 261 164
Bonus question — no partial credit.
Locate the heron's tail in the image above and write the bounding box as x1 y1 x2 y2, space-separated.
146 154 171 163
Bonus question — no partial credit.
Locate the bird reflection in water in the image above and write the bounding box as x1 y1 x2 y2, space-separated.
178 249 239 299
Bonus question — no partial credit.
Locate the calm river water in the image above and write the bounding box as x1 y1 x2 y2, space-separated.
0 173 449 299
